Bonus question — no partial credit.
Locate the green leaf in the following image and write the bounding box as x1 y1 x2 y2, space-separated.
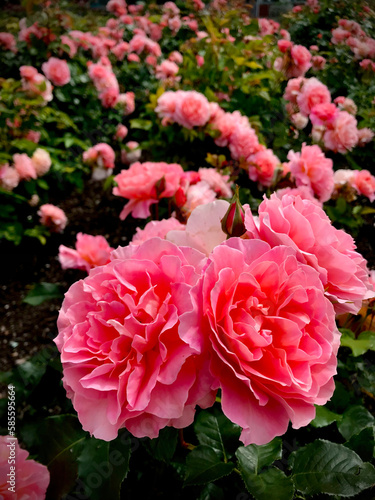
23 282 63 305
194 412 226 458
340 328 375 356
235 438 282 475
239 466 294 500
290 439 375 497
310 405 343 428
129 118 153 130
184 445 235 486
338 406 375 441
345 427 375 462
144 427 178 463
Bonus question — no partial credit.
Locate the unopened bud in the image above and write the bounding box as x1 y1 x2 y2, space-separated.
155 176 166 199
220 186 246 238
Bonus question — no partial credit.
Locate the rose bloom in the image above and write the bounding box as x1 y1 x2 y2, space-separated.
198 167 232 198
113 161 184 220
283 77 305 104
290 44 312 75
100 87 120 108
290 112 309 129
117 91 135 115
286 144 334 203
61 34 78 58
0 163 20 191
42 57 70 86
173 91 211 129
55 238 215 440
182 181 217 216
31 148 52 176
131 217 185 245
114 124 128 140
323 111 359 154
38 203 68 233
245 194 374 314
155 60 179 80
229 123 261 161
13 153 37 180
0 436 50 499
155 90 179 123
353 170 375 202
312 55 326 70
357 128 374 147
309 103 339 126
107 0 127 16
0 32 17 53
296 77 331 116
247 148 280 187
111 41 129 60
169 50 183 64
121 141 141 164
83 143 115 170
182 237 340 445
59 232 113 273
26 130 41 143
275 186 322 206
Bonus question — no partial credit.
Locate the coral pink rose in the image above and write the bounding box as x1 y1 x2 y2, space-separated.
296 77 331 116
0 32 17 53
38 203 67 232
283 77 305 104
113 161 184 220
59 232 113 273
228 123 260 161
31 148 52 176
353 170 375 202
0 164 20 191
245 194 374 314
83 143 115 169
0 436 50 499
182 238 340 445
275 186 322 206
290 44 312 75
323 111 359 154
13 153 37 180
42 57 70 86
55 238 215 440
155 60 179 80
173 91 211 129
247 148 280 187
357 128 374 147
131 218 185 245
286 144 334 202
309 103 338 126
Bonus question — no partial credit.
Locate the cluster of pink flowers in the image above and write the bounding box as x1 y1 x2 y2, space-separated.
0 32 17 53
0 436 50 499
155 90 211 129
55 193 374 447
334 169 375 203
113 160 232 220
20 65 53 104
59 232 113 272
0 149 51 192
274 41 312 79
284 77 373 154
331 19 375 62
87 57 120 108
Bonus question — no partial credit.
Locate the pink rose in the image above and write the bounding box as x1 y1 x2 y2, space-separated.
247 148 280 187
117 91 135 115
121 141 141 164
291 44 312 75
25 130 41 143
283 77 305 104
309 103 339 126
357 128 374 147
31 148 52 176
286 144 334 202
296 77 331 116
245 194 374 314
42 57 70 86
183 237 340 445
353 170 375 202
55 238 215 440
229 123 261 161
113 161 184 220
0 436 50 499
0 32 17 53
83 143 115 169
59 232 113 272
182 181 217 216
114 124 128 140
131 218 185 245
198 167 232 198
168 50 183 64
323 111 359 154
107 0 127 16
155 60 179 80
173 91 211 129
38 203 68 233
13 153 37 180
275 186 322 206
0 164 20 191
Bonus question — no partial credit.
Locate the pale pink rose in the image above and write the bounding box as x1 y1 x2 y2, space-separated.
198 167 232 198
38 204 67 232
31 148 51 176
155 90 179 123
312 55 326 70
310 45 319 51
0 436 50 499
13 153 37 180
168 50 183 64
310 103 339 126
275 185 322 206
173 91 211 129
323 111 359 154
117 91 135 115
247 148 279 187
291 44 312 75
114 124 128 140
121 141 141 164
245 194 374 314
333 169 356 187
128 53 140 62
290 112 309 129
185 18 199 32
353 170 375 202
331 27 351 44
286 144 334 202
59 232 113 272
0 164 20 191
168 16 181 33
357 128 374 147
229 123 260 161
258 18 280 36
283 77 305 104
155 60 179 80
83 143 115 169
182 237 340 445
113 161 184 220
296 77 331 116
131 218 185 245
0 32 17 53
167 200 229 256
42 57 70 86
183 181 217 215
163 1 180 16
55 238 215 440
25 130 41 143
334 96 357 115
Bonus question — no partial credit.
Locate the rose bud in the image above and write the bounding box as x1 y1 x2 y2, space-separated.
221 185 246 237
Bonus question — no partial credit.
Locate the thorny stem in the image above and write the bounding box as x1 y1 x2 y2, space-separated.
179 429 195 451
